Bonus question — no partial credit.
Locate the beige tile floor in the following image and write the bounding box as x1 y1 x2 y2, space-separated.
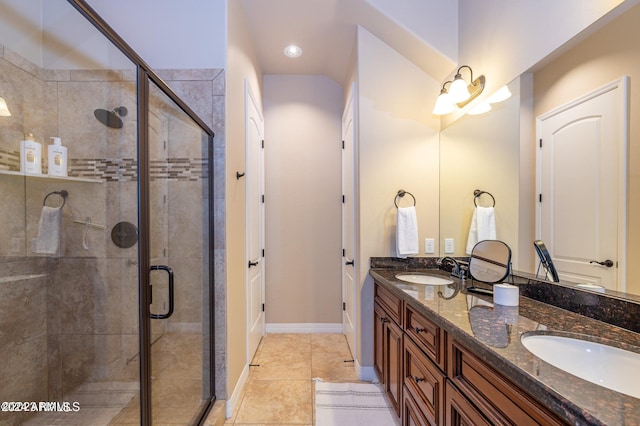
224 333 361 425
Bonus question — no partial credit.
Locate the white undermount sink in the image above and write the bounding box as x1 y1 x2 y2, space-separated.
521 333 640 399
395 274 453 285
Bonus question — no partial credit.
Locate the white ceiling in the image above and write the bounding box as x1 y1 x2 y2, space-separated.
240 0 458 85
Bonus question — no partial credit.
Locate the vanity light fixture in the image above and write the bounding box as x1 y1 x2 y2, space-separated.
467 102 492 115
467 85 512 116
433 65 485 115
487 85 512 103
0 96 11 117
432 81 455 115
283 44 302 58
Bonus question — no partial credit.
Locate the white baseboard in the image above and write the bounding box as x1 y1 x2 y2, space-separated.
265 323 343 333
226 363 249 419
356 359 377 382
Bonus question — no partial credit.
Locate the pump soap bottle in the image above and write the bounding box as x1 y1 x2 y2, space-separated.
47 137 68 177
20 133 42 174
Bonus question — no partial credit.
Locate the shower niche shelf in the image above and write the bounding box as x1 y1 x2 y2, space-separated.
0 170 102 183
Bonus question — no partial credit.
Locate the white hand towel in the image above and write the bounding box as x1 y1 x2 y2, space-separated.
35 206 62 256
466 206 496 254
396 206 419 258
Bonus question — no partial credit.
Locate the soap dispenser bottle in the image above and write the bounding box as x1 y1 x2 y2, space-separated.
20 133 42 174
47 137 68 177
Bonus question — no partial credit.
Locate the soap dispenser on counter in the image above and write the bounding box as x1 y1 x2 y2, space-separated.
20 133 42 174
47 137 68 177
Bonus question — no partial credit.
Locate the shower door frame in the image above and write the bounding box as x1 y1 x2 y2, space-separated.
65 1 216 424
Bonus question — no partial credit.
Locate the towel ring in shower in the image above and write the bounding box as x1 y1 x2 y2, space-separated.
43 190 69 208
473 189 495 207
394 189 416 208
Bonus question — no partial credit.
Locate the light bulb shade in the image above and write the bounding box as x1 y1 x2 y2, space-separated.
487 86 512 103
432 92 455 115
467 102 492 115
0 96 11 117
448 77 471 103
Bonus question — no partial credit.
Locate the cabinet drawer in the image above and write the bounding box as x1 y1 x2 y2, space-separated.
375 282 403 326
402 384 431 426
445 380 492 426
404 336 444 426
405 304 444 369
448 338 567 426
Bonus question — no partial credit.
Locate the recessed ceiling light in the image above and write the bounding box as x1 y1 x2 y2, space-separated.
283 45 302 58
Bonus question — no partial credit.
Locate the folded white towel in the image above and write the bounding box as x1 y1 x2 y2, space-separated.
396 206 419 258
466 206 496 254
35 206 62 256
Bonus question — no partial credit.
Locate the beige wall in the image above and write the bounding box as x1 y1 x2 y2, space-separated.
533 2 640 294
356 27 441 368
263 75 343 325
226 0 263 401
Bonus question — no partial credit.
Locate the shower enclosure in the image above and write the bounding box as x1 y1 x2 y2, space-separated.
0 1 215 425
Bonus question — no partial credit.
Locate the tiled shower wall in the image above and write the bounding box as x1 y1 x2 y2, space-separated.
0 41 226 413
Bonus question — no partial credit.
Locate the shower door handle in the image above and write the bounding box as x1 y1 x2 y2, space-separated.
149 265 174 319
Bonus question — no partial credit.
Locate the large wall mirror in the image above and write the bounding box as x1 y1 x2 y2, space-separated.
439 1 640 296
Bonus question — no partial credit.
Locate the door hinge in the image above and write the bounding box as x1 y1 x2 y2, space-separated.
262 303 265 312
342 248 345 257
342 195 345 203
261 194 265 203
262 139 264 149
342 302 346 311
539 193 542 202
262 248 265 257
342 140 345 149
539 138 543 148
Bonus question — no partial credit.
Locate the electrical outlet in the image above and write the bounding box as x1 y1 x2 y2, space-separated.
444 238 454 254
424 238 435 254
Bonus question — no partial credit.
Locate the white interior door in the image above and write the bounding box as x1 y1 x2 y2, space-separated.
342 84 357 357
537 78 627 291
246 81 265 360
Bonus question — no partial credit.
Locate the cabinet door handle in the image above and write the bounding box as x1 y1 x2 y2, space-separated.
381 317 390 323
415 327 425 333
413 376 425 383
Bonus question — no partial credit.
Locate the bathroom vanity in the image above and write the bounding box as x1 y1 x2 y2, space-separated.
370 266 640 425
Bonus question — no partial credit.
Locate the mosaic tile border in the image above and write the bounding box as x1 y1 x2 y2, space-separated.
0 152 207 181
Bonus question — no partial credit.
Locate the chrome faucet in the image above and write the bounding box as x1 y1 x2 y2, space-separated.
437 256 467 280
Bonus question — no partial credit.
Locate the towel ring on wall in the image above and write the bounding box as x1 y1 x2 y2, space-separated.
473 189 495 207
394 189 416 208
43 190 68 208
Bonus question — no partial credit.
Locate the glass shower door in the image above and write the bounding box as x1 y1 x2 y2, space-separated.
146 79 212 424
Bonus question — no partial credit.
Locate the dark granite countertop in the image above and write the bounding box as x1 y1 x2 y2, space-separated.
370 267 640 426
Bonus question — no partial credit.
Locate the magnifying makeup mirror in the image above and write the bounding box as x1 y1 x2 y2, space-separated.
466 240 512 294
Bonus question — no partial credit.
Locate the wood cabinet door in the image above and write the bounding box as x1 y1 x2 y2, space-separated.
386 317 403 416
374 301 386 383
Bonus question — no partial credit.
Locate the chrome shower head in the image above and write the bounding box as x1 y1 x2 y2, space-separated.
94 106 128 128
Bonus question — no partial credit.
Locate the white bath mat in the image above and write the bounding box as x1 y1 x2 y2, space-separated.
314 382 398 426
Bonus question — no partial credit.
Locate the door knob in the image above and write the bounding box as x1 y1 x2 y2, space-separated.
589 259 614 268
